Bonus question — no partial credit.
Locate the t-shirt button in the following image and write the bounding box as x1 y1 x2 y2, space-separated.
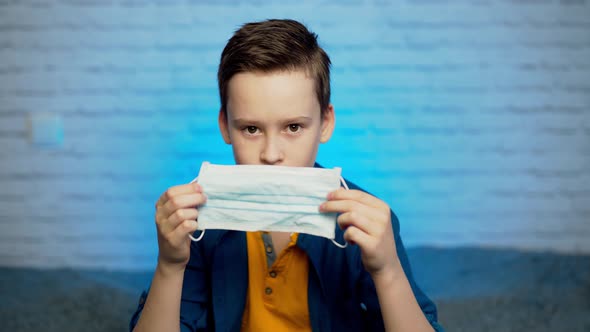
269 271 277 278
265 287 273 295
266 246 273 254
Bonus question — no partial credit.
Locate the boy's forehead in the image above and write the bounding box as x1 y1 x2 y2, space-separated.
226 70 320 117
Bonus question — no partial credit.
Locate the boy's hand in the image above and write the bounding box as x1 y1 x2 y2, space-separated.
154 182 207 273
320 188 401 278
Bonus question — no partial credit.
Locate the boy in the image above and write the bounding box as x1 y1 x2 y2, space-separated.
130 19 443 331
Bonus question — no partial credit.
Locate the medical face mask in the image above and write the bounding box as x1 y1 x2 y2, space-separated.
189 162 349 248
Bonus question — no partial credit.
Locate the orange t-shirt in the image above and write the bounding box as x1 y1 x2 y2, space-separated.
241 232 311 332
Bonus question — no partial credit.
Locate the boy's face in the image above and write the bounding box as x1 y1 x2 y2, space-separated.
219 70 334 167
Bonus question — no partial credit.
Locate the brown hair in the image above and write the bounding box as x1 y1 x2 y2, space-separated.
218 19 331 115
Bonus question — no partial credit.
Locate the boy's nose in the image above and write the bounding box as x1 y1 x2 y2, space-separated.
260 137 284 165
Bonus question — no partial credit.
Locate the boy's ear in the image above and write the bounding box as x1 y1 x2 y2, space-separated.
320 104 335 143
218 108 232 144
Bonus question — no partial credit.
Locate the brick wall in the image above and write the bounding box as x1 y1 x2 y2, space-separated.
0 0 589 269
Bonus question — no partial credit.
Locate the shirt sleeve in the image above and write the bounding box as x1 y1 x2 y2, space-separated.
129 241 212 332
355 208 444 332
390 209 445 331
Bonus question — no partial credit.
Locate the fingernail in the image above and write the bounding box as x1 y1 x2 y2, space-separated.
327 192 332 199
193 182 201 192
319 203 325 212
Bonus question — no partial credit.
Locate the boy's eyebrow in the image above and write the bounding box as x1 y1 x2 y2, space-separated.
231 118 262 127
280 116 313 124
232 116 313 126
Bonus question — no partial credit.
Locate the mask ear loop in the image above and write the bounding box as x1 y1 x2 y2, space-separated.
188 175 205 242
331 176 350 249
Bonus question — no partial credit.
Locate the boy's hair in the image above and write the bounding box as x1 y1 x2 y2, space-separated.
218 19 331 115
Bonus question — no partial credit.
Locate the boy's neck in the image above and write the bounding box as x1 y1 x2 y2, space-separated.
269 231 293 256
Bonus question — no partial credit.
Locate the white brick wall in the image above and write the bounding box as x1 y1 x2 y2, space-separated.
0 0 589 269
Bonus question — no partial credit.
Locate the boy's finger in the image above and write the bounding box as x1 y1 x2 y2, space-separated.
319 199 359 214
343 226 372 249
327 188 387 210
320 200 384 221
162 193 207 218
168 219 199 247
337 211 375 235
160 208 199 234
156 182 202 210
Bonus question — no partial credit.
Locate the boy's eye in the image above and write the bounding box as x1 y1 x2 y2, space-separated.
245 126 259 134
288 124 301 133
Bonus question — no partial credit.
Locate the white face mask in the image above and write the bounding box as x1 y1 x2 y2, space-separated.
189 162 349 248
